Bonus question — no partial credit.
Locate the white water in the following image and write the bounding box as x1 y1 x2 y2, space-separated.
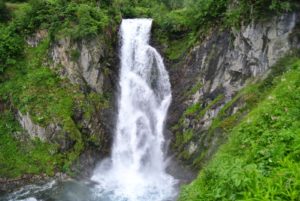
91 19 177 201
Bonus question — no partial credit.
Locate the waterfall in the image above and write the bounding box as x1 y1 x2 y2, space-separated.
91 19 177 201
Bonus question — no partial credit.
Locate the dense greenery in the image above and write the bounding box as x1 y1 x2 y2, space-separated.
0 26 23 75
0 35 109 177
0 1 111 177
0 110 61 178
179 57 300 201
0 0 299 184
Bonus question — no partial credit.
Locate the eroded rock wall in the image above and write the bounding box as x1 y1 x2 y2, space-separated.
168 12 300 168
51 36 116 93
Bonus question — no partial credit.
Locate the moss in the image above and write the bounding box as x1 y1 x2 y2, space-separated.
185 81 203 97
184 103 201 116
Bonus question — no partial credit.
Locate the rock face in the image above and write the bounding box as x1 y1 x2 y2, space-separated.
26 30 48 47
168 12 300 168
17 111 61 141
51 37 115 93
16 34 118 179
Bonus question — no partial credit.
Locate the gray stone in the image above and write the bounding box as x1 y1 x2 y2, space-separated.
168 12 300 167
17 111 60 141
26 30 48 47
51 37 110 93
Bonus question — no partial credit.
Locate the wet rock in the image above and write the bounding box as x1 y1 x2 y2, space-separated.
0 173 69 194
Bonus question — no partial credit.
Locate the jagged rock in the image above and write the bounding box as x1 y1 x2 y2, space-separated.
50 37 114 93
0 173 69 193
26 30 48 47
17 111 61 141
168 12 300 167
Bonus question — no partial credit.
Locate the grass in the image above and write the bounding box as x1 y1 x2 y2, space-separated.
0 110 62 178
179 58 300 201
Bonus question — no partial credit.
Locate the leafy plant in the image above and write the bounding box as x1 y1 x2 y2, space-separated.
0 26 23 74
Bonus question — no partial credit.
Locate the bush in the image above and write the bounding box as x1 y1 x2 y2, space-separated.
159 9 191 34
0 26 23 74
70 3 109 38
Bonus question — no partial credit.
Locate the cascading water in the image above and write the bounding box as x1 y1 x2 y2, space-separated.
1 18 179 201
91 19 177 201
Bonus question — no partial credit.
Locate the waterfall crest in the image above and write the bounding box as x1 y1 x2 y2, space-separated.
92 18 177 201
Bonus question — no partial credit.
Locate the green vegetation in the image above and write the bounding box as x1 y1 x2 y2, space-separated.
0 26 23 75
172 54 300 168
0 0 114 179
0 110 61 178
211 55 300 133
179 57 300 201
172 94 224 159
0 36 109 177
3 0 298 62
0 0 299 185
10 0 113 39
150 0 299 60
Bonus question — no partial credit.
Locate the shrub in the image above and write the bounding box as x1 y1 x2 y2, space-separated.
0 26 23 74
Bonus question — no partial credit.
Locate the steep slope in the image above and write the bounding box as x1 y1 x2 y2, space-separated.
167 12 300 169
179 56 300 201
0 1 118 191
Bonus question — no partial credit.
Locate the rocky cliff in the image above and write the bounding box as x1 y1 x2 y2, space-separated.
51 36 116 94
167 12 300 168
14 32 119 179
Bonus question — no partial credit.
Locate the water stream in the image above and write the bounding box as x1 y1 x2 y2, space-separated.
91 18 177 201
0 19 179 201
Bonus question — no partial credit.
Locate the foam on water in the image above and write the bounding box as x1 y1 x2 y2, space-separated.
91 18 177 201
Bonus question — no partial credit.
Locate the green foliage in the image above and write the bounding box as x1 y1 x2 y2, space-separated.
224 0 296 27
0 0 114 178
0 26 23 75
152 0 299 60
0 110 61 178
179 58 300 201
10 0 111 39
0 37 108 177
66 3 109 39
159 9 191 34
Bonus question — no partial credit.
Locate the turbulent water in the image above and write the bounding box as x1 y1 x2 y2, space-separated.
91 18 177 201
0 19 177 201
